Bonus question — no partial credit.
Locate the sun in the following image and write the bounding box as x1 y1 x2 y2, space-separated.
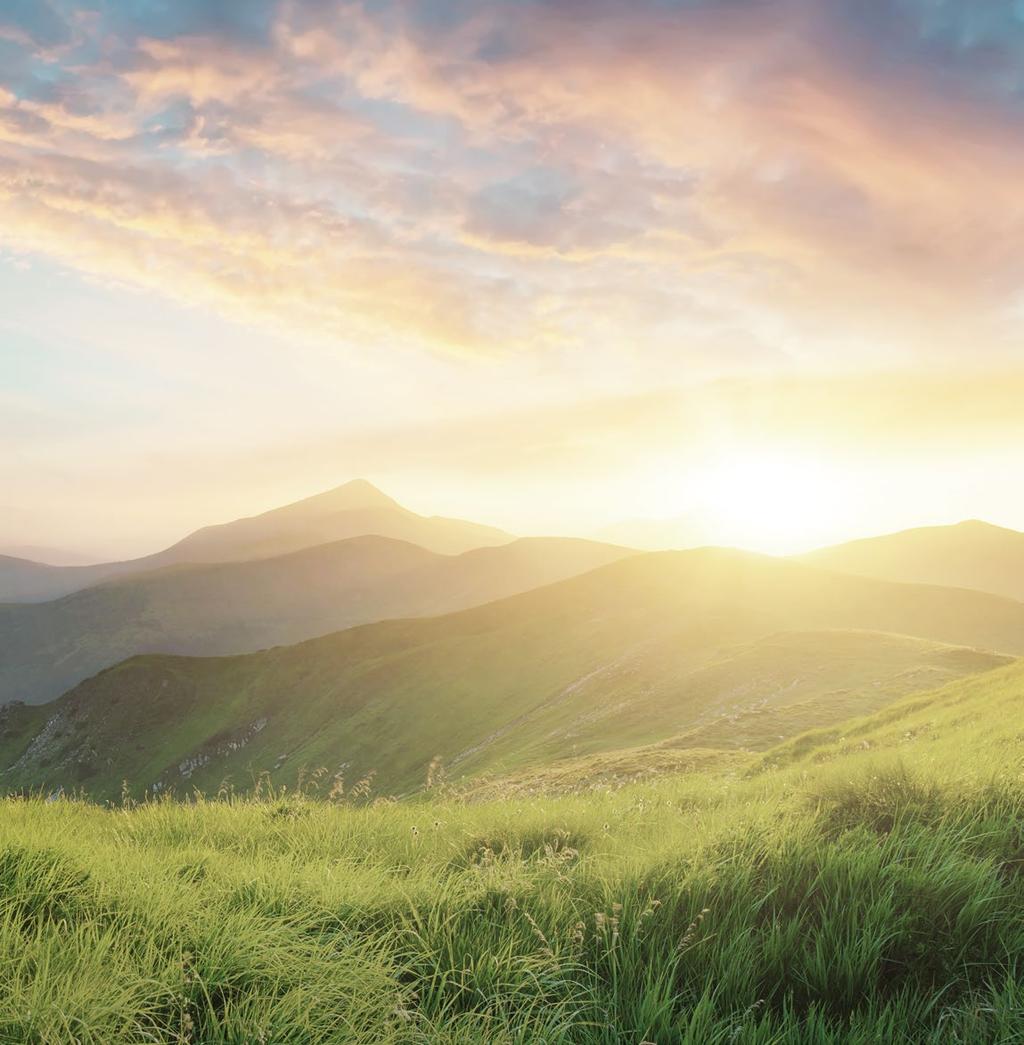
689 446 848 554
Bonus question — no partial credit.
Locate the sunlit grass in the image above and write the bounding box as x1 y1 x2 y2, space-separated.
4 716 1024 1043
3 662 1024 1041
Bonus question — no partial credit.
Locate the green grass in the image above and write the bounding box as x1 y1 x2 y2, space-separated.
4 660 1024 1042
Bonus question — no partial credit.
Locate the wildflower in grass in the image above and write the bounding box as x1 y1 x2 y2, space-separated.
679 908 711 952
609 904 621 946
350 770 376 800
523 909 554 958
640 898 662 922
177 1002 195 1044
425 755 445 789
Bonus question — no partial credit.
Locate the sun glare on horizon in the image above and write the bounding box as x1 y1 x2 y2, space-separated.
684 447 851 555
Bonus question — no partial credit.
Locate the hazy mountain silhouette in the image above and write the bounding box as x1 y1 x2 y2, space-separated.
802 520 1024 601
0 480 513 602
0 535 632 705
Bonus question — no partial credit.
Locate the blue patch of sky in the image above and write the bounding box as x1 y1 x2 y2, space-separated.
0 260 196 419
835 0 1024 97
472 166 579 229
139 99 194 137
0 0 72 46
0 253 315 433
0 40 34 94
360 94 465 150
65 0 276 44
0 39 75 102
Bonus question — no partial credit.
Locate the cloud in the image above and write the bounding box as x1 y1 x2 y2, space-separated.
1 0 1024 370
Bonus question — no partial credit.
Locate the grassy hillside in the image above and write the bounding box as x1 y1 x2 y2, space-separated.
0 536 631 705
0 480 513 603
802 519 1024 601
3 548 1020 801
4 659 1024 1041
754 644 1024 775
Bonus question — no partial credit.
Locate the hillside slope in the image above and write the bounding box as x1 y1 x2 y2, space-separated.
0 480 513 602
9 657 1024 1043
754 644 1024 775
802 519 1024 600
2 548 1021 799
0 536 631 705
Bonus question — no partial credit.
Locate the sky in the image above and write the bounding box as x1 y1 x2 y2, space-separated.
3 0 1024 559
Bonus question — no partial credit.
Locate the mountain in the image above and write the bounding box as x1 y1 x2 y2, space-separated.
801 519 1024 601
0 556 108 604
0 535 632 705
0 480 513 603
147 479 511 564
0 545 99 566
2 548 1020 799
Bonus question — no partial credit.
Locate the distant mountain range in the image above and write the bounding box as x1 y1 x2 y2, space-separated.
0 545 100 567
3 485 1024 801
0 480 512 602
0 534 631 705
802 520 1024 602
3 547 1019 800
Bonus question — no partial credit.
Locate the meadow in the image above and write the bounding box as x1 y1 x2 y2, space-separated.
4 660 1024 1044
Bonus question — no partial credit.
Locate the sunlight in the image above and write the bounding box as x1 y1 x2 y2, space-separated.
690 446 847 554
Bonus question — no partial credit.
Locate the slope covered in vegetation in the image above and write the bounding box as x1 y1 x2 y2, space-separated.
2 548 1019 799
3 659 1024 1042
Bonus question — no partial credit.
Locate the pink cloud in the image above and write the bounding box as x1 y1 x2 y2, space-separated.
2 0 1024 369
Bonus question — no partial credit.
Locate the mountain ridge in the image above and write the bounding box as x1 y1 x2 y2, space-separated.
802 518 1024 601
0 480 514 603
0 534 632 705
3 547 1022 799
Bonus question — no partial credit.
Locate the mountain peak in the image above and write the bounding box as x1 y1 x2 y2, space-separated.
953 519 1006 532
287 479 401 515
